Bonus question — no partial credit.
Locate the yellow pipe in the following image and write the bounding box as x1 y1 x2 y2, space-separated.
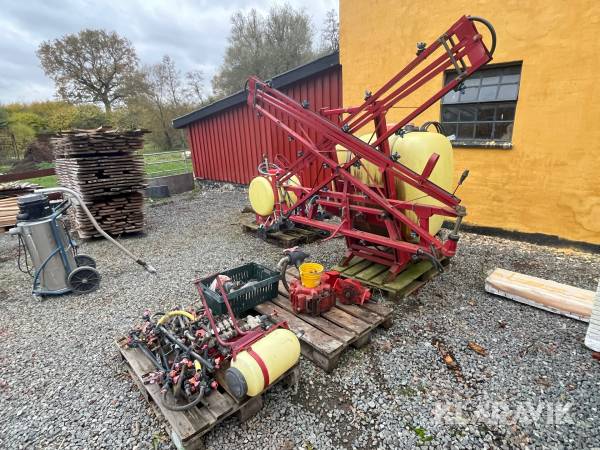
156 310 195 326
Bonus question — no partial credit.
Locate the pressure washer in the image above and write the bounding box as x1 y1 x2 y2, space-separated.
9 187 155 296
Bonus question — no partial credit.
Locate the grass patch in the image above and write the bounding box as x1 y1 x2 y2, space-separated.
28 175 58 188
409 425 434 443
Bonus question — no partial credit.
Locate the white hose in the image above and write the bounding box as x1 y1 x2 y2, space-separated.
35 187 156 274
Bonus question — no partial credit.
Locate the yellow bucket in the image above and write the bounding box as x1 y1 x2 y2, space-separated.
299 262 324 288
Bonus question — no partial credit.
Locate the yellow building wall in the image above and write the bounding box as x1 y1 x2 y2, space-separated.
339 0 600 244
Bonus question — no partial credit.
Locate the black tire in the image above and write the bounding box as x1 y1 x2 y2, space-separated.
68 267 101 294
75 254 97 268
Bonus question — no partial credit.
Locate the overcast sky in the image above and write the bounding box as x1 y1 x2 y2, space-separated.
0 0 337 104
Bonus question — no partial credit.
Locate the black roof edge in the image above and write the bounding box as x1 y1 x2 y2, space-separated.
172 51 340 129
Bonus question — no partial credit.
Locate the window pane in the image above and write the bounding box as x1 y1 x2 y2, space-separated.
458 105 477 121
457 123 475 139
494 122 514 141
502 65 521 83
481 75 500 85
479 85 498 101
443 90 460 104
497 104 515 121
442 107 459 121
442 123 457 137
464 77 480 87
459 87 479 102
475 123 493 139
477 105 496 121
502 74 520 83
498 84 519 100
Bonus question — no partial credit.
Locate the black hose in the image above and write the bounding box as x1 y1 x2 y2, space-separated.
468 16 496 56
17 234 33 277
419 121 446 134
161 387 205 411
138 343 164 371
279 257 290 293
158 325 214 371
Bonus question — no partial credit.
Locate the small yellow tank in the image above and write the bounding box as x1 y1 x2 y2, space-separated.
336 130 453 236
248 175 300 216
224 328 300 398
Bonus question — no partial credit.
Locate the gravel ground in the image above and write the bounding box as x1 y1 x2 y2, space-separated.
1 183 599 450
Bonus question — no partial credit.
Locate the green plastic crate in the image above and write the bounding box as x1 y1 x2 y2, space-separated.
199 263 280 316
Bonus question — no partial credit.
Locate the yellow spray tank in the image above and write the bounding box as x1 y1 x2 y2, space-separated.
336 129 453 237
249 175 301 216
224 328 300 399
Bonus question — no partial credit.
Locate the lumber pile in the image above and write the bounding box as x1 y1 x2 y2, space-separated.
52 128 148 238
0 182 40 230
485 268 595 322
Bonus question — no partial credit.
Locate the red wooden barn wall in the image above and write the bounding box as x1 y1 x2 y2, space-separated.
185 66 342 186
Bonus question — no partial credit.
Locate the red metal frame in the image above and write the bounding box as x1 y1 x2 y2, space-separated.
246 16 494 279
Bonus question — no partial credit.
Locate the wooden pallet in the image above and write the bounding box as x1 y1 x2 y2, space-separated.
331 256 450 299
253 269 393 372
240 213 327 247
116 337 299 450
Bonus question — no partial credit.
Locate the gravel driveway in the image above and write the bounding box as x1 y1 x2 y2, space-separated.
1 184 599 449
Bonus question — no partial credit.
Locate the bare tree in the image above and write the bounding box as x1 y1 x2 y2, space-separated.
134 55 189 150
320 9 339 53
212 4 314 97
37 30 138 115
185 70 206 105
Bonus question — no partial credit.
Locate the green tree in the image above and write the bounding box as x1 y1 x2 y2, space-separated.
9 122 36 158
72 104 107 129
212 4 315 97
0 108 8 128
8 111 48 132
37 29 139 114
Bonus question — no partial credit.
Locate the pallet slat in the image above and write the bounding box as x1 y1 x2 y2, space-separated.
333 257 446 298
271 295 356 344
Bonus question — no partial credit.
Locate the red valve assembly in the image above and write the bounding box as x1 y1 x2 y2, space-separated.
288 269 372 316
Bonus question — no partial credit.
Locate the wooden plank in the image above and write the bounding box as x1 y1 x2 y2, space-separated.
341 259 373 277
485 268 594 322
254 301 344 355
271 295 356 344
203 389 235 419
373 260 432 290
118 340 157 377
321 307 370 335
335 303 383 325
354 263 389 281
361 302 394 318
331 256 364 272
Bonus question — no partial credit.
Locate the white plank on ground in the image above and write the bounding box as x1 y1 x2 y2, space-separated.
485 268 595 322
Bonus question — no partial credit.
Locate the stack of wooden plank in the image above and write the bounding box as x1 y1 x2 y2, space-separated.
0 182 39 230
52 128 148 238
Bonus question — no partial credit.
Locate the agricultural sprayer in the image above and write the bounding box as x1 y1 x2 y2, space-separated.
247 15 496 280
